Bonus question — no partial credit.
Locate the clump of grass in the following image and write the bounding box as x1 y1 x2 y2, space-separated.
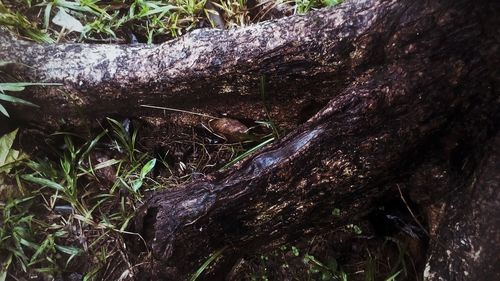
1 0 343 43
294 0 342 14
0 119 162 280
1 0 209 43
0 195 39 279
211 0 249 27
0 1 54 42
1 114 268 279
0 129 68 279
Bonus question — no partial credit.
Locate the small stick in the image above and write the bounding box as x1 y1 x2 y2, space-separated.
140 104 219 119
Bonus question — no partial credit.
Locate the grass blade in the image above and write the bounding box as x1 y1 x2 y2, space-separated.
0 93 38 107
140 158 156 179
0 82 61 92
221 137 274 170
0 104 9 117
21 174 65 191
190 246 227 281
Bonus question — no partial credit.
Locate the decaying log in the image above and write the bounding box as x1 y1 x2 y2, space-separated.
1 0 385 130
1 0 498 279
124 0 498 278
0 0 476 131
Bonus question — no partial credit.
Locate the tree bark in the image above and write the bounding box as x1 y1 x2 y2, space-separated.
0 0 485 131
2 0 385 130
1 0 498 280
424 134 500 281
123 0 496 279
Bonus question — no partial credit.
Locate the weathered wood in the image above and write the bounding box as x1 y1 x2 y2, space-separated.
0 0 448 130
124 0 498 278
424 134 500 281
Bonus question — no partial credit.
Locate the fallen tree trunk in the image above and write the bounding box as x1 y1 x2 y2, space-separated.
1 0 498 280
0 0 484 131
2 0 387 130
125 0 497 278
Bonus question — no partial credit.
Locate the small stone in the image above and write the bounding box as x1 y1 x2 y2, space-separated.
209 118 250 142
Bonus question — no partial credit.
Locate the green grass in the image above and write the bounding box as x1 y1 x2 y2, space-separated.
1 0 343 43
0 119 161 280
294 0 342 14
0 79 62 117
0 112 280 279
190 246 227 281
220 136 274 170
245 238 411 281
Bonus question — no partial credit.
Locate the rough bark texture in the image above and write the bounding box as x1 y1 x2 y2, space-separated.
424 134 500 281
1 0 498 280
124 0 497 279
0 0 457 131
1 0 384 130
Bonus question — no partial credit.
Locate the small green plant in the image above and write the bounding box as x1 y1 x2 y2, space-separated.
22 131 107 215
105 118 159 200
0 119 160 279
345 223 363 235
0 81 60 117
0 129 82 280
0 130 31 280
0 195 36 279
212 0 249 27
190 246 227 281
303 254 348 281
294 0 343 14
0 2 54 42
106 117 139 162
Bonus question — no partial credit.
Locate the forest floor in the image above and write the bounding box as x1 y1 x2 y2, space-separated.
0 1 426 280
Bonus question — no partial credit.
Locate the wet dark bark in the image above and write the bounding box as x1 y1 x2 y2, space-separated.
424 134 500 281
0 0 484 132
124 0 497 279
1 0 498 280
1 0 392 131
